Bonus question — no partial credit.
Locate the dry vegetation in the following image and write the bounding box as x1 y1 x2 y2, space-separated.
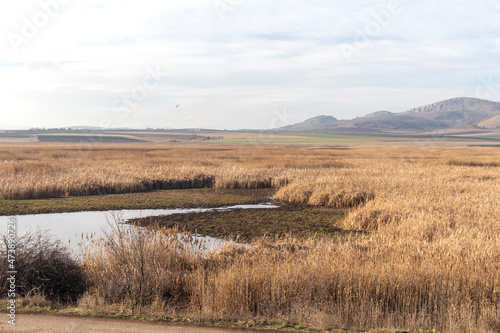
0 144 315 200
1 143 500 332
80 223 200 314
1 230 84 303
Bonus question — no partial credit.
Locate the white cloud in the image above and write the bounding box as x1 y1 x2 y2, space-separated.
1 0 500 129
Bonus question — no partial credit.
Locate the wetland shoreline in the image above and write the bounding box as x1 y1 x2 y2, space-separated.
0 188 275 216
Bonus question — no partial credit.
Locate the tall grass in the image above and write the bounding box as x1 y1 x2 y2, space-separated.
195 239 499 332
2 143 500 331
80 220 201 314
0 145 318 200
79 227 499 332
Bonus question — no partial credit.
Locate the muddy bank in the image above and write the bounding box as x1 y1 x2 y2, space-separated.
0 188 274 216
132 204 352 242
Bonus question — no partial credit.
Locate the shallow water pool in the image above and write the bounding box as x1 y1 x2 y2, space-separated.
0 203 278 251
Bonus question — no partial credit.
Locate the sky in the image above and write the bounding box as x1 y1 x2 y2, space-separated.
1 0 500 130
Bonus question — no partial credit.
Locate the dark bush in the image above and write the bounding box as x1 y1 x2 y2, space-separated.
0 230 86 303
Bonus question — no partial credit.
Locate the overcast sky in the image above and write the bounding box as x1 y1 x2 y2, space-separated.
1 0 500 129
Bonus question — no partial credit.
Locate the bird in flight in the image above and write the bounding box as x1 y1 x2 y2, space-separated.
176 105 179 108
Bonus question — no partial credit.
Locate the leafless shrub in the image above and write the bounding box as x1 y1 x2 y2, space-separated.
81 219 201 313
0 230 85 303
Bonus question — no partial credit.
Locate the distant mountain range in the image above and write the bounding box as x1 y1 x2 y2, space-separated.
279 97 500 131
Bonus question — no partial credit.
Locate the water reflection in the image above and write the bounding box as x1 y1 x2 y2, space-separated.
0 204 278 251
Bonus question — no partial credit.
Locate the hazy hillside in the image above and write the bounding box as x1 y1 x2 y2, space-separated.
478 114 500 128
280 115 338 130
278 97 500 131
361 110 394 119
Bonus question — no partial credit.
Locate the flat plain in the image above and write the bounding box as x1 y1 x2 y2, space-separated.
1 135 500 333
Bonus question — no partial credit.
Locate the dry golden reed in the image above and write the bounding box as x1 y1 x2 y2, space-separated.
0 144 317 200
2 143 500 332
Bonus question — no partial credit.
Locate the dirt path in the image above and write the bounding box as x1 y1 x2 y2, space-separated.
0 314 262 333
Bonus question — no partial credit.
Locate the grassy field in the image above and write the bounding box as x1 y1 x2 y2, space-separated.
209 134 375 144
36 133 146 143
1 142 500 332
2 128 500 145
206 131 500 144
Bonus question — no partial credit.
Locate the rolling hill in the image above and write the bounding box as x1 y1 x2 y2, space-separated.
278 97 500 132
280 115 338 131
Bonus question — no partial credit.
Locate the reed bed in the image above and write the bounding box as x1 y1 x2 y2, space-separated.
195 239 499 332
0 144 326 200
80 225 499 332
2 143 500 331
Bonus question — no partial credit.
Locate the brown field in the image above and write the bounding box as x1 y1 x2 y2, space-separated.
1 142 500 332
